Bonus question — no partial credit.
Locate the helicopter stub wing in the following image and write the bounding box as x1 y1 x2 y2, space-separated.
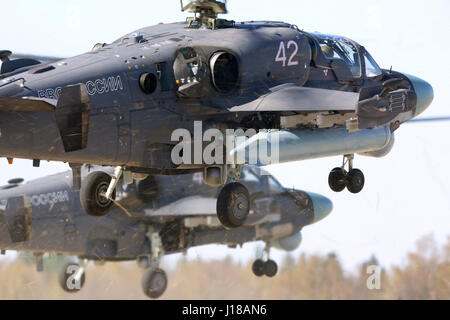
0 96 56 112
54 84 91 152
229 84 359 112
0 84 90 153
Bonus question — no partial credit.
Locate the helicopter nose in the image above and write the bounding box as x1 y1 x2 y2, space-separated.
407 74 434 117
309 192 333 224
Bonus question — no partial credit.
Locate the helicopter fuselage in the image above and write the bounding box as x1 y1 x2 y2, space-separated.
0 21 433 172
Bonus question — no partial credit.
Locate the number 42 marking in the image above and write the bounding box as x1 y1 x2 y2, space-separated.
275 40 299 67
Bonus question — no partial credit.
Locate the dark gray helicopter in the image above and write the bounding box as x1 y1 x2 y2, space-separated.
0 165 332 299
0 0 434 230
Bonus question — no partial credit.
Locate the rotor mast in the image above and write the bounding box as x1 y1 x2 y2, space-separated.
180 0 233 29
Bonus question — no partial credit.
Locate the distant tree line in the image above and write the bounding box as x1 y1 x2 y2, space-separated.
0 234 448 299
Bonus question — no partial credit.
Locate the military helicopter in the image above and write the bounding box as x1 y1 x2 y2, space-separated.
0 0 434 230
0 165 332 299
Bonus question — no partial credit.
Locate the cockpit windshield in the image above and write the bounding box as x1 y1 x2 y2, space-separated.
363 50 383 77
315 34 362 78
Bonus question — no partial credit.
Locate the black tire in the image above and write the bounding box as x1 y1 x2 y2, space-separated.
141 268 168 299
58 263 86 293
252 259 265 277
328 167 347 192
217 182 250 229
80 171 115 217
346 169 365 194
264 260 278 278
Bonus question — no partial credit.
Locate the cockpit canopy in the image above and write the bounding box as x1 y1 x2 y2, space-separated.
312 33 383 78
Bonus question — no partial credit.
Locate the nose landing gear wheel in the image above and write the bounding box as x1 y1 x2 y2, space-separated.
141 268 168 299
329 155 366 194
59 262 86 293
252 259 265 277
328 168 347 192
80 171 116 217
346 169 365 194
264 260 278 278
252 259 278 278
217 182 250 229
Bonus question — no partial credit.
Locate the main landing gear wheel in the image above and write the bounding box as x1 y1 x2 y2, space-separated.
141 268 168 299
217 182 250 229
80 171 116 217
59 262 86 293
328 154 365 194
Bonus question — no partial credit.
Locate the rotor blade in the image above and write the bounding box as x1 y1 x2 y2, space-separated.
409 116 450 123
0 96 56 112
229 84 359 112
11 53 63 64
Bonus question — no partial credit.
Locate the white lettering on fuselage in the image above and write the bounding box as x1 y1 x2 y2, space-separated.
37 75 123 99
30 190 70 207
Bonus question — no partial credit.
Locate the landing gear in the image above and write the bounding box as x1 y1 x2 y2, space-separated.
58 262 86 293
216 165 250 229
141 268 168 299
252 242 278 278
252 259 278 277
328 167 347 192
346 168 365 194
80 166 132 217
217 182 250 229
80 171 116 217
328 154 365 194
263 259 278 278
140 228 168 299
252 259 265 277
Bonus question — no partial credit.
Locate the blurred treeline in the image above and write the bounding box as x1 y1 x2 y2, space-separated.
0 234 448 300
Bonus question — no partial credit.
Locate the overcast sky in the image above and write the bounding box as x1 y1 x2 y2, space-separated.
0 0 449 271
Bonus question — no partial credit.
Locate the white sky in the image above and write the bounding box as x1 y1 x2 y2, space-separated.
0 0 449 271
